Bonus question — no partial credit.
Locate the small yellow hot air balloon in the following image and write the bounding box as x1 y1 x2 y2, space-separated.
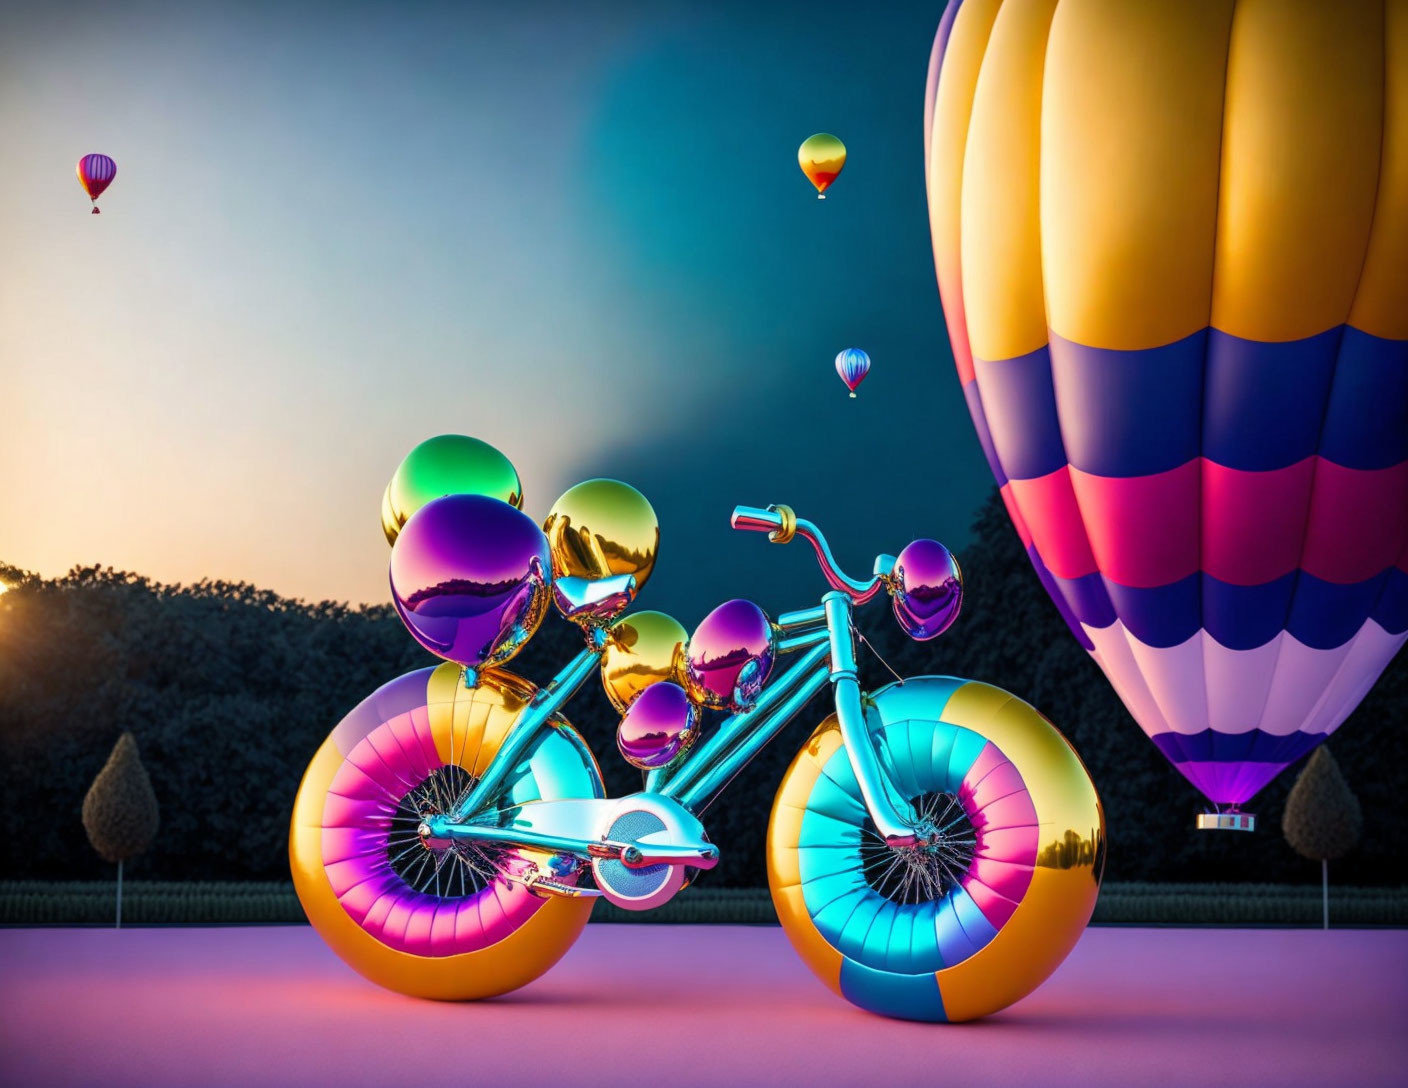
798 133 846 199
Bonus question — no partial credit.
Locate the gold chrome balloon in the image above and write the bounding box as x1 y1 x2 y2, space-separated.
601 610 689 713
382 434 523 545
543 479 659 591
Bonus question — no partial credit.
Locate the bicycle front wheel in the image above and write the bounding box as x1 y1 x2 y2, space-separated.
768 676 1103 1022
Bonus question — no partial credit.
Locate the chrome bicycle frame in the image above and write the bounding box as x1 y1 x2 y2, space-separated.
423 504 924 884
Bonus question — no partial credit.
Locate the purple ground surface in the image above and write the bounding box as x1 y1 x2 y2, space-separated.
1 924 1404 1088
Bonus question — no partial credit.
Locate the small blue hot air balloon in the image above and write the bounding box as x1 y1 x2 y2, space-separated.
835 348 870 398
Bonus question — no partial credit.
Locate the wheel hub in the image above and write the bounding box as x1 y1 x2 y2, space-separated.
860 791 976 905
387 765 502 898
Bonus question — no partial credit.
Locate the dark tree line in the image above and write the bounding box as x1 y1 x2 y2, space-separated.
1 489 1403 888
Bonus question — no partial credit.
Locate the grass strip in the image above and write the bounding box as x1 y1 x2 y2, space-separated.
2 880 1403 927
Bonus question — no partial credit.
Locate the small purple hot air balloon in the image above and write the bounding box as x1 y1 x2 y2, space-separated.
76 154 117 215
835 348 870 398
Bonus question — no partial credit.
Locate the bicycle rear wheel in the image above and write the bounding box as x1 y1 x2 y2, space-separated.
291 661 603 999
768 676 1103 1022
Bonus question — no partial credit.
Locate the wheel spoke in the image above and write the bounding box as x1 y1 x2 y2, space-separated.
406 846 433 889
388 842 425 868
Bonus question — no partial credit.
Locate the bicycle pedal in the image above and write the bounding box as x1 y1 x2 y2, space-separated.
536 877 600 899
517 870 599 899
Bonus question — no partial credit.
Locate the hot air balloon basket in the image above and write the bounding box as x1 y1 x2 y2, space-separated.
1197 813 1257 832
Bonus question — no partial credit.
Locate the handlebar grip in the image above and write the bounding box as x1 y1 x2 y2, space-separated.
731 504 797 544
731 506 783 533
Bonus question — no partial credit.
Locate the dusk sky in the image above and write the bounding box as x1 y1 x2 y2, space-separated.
0 0 988 623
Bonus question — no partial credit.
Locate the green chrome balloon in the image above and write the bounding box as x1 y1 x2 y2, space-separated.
382 434 523 544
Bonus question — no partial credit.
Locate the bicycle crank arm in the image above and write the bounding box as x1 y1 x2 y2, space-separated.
593 840 717 869
627 833 719 870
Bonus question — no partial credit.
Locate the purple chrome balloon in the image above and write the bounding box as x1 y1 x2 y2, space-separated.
389 493 552 668
616 681 698 769
684 599 775 711
891 539 963 641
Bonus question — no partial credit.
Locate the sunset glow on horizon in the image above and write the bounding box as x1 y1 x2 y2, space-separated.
0 0 984 620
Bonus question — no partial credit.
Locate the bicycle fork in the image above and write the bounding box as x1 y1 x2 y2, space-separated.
821 592 922 847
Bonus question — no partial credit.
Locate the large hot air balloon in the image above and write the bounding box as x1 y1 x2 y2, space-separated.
76 154 116 214
925 0 1407 826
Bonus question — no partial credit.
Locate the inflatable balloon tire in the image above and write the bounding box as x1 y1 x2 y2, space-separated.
291 662 604 1000
768 677 1104 1022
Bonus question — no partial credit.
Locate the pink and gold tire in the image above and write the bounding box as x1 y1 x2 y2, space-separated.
291 662 604 999
769 677 1103 1022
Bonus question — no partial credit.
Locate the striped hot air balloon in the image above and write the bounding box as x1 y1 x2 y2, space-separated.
834 348 871 398
925 0 1407 820
76 154 117 214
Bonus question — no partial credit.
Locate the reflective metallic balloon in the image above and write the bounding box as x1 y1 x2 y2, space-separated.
616 681 699 770
684 599 775 711
798 132 846 198
891 538 963 640
542 479 659 592
382 435 522 545
601 610 689 713
389 494 551 668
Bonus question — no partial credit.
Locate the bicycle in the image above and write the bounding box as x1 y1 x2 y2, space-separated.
291 471 1104 1022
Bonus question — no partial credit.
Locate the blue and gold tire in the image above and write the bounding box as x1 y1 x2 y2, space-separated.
768 677 1103 1022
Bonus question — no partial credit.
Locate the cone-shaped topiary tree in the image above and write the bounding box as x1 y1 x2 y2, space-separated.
82 732 160 927
1282 746 1362 929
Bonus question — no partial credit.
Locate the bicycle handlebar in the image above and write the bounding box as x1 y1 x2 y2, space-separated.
730 504 892 605
730 505 786 536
